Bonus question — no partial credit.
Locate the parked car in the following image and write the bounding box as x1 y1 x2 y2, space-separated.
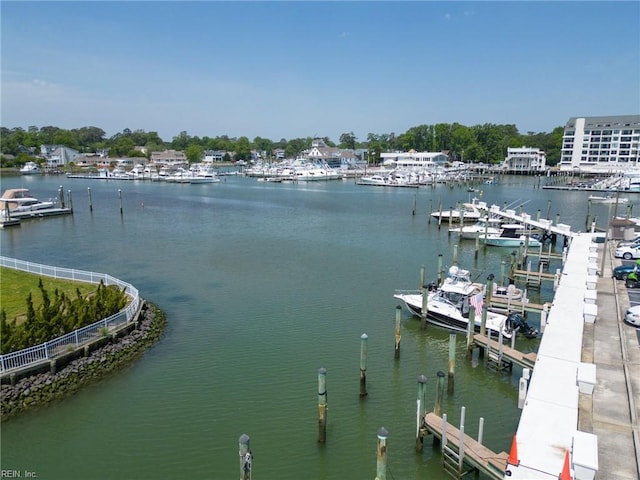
613 263 636 280
617 236 640 248
624 305 640 327
615 245 640 260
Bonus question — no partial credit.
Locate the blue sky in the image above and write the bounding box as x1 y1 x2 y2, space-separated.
2 1 639 144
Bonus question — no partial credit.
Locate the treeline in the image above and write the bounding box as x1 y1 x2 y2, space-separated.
0 279 128 354
0 122 564 165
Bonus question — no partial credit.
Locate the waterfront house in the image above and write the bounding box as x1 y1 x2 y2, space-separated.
501 146 547 173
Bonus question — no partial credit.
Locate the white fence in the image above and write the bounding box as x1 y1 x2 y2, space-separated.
0 256 141 375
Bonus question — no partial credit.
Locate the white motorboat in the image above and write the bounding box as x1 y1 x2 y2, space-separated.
449 217 502 239
480 224 541 248
188 165 221 184
394 266 537 338
431 198 483 223
587 194 628 204
19 162 41 175
0 188 56 218
394 267 513 338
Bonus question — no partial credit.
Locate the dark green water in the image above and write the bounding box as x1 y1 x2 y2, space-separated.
0 173 619 479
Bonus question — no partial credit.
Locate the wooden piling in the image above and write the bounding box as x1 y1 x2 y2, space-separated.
375 427 389 480
447 331 456 394
420 284 429 329
437 254 443 285
428 199 433 224
67 190 73 212
465 308 475 357
239 434 252 480
394 306 401 359
58 186 65 209
434 371 445 417
118 189 123 215
318 367 328 443
87 187 93 212
420 265 425 291
360 333 368 397
480 275 494 337
416 375 427 452
412 193 417 216
452 244 459 266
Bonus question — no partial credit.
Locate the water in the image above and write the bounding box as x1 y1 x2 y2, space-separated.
0 173 619 479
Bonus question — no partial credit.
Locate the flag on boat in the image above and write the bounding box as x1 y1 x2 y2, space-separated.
470 293 484 316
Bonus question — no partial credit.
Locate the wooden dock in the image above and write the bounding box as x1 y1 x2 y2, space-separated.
473 334 537 370
488 296 547 314
422 412 509 480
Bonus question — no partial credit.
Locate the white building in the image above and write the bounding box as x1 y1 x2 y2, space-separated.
502 146 547 172
380 150 448 169
559 115 640 173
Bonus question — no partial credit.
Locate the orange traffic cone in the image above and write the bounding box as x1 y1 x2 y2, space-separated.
558 450 571 480
507 434 520 466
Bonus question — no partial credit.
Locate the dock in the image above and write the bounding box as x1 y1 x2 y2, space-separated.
472 334 537 370
422 411 508 480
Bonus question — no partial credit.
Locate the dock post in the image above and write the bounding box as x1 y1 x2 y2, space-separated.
474 233 479 258
518 376 528 409
555 213 560 226
394 306 401 359
375 427 389 480
517 242 524 268
447 331 456 394
448 206 453 229
58 186 65 208
420 284 429 329
238 434 252 480
546 200 551 219
428 199 432 224
434 370 445 417
536 209 541 221
458 406 466 471
87 187 93 212
553 269 561 291
585 200 591 229
541 303 549 332
360 334 368 397
67 190 73 212
420 265 425 290
317 368 328 443
452 244 458 266
118 189 123 215
412 193 416 216
416 375 427 452
478 417 484 445
465 308 475 358
437 254 443 285
500 261 506 287
480 274 494 337
438 201 443 228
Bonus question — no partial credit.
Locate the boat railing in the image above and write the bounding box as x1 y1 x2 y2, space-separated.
0 256 141 375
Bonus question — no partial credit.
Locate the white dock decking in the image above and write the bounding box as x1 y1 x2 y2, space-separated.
506 233 599 480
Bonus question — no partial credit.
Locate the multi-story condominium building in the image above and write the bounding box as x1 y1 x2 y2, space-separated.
559 115 640 173
502 146 547 172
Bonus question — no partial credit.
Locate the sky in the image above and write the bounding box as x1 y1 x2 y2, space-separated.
1 1 639 144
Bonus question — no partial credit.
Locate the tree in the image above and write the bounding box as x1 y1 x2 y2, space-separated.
234 136 251 161
185 144 204 164
112 136 135 157
339 132 357 149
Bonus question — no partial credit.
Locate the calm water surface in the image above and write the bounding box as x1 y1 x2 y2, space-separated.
0 173 618 479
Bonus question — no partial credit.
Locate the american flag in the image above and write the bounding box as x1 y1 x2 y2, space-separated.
470 293 484 316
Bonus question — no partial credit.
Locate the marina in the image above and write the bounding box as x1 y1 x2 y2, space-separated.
0 174 638 479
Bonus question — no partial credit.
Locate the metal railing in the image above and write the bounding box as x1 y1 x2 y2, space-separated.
0 256 141 374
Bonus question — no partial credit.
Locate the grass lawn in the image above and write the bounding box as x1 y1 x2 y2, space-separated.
1 267 98 324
